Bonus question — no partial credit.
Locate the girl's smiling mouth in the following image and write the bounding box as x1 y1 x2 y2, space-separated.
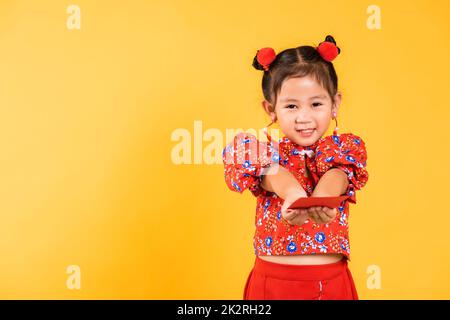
297 128 316 137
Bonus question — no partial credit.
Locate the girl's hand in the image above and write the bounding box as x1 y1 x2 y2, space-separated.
307 206 337 224
281 189 309 226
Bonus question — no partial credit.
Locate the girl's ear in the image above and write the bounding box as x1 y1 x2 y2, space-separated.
332 92 342 117
261 100 277 122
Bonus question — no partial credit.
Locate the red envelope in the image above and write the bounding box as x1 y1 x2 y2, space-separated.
287 195 351 210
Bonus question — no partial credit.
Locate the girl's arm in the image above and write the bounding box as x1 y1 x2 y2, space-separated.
261 165 311 226
312 168 349 197
314 133 369 203
304 168 349 224
261 165 307 200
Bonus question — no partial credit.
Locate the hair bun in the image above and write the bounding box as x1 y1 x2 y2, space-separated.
317 35 341 62
252 47 276 71
325 35 337 45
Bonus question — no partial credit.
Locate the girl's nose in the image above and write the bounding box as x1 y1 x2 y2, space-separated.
295 108 313 122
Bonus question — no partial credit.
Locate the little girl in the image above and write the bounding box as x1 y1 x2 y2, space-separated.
222 35 369 300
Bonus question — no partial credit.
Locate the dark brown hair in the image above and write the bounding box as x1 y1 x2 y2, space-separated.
252 37 340 112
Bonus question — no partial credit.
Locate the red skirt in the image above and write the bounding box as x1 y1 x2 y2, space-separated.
243 256 359 300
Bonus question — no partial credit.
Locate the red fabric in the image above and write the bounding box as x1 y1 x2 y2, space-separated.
288 195 352 210
243 256 359 300
222 132 369 260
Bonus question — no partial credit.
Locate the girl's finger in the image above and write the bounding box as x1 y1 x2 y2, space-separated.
320 211 331 223
323 207 335 221
315 207 325 222
304 208 312 218
319 207 330 218
283 210 294 221
320 207 331 223
318 208 328 224
325 207 337 218
310 210 320 224
285 209 295 216
292 214 305 225
327 207 338 222
283 211 295 223
286 210 299 220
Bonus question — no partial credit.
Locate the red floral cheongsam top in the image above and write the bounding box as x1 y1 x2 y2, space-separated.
222 131 369 261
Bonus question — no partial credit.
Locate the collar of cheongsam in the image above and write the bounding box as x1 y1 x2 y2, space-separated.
263 126 337 159
279 136 323 158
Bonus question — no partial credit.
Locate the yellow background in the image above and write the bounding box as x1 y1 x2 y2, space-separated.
0 0 449 299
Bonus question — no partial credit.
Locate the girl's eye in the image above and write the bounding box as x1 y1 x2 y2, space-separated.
286 103 322 109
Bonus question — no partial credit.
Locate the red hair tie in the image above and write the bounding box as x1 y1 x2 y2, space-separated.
316 35 341 62
256 47 276 71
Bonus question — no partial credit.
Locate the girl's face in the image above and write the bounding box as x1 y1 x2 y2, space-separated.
263 76 341 147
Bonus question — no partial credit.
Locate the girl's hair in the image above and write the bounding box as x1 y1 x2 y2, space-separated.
252 37 340 112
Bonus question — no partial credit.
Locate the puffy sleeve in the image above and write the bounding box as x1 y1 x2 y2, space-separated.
314 133 369 203
222 132 279 197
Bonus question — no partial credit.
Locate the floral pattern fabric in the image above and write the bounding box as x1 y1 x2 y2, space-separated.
222 131 368 260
